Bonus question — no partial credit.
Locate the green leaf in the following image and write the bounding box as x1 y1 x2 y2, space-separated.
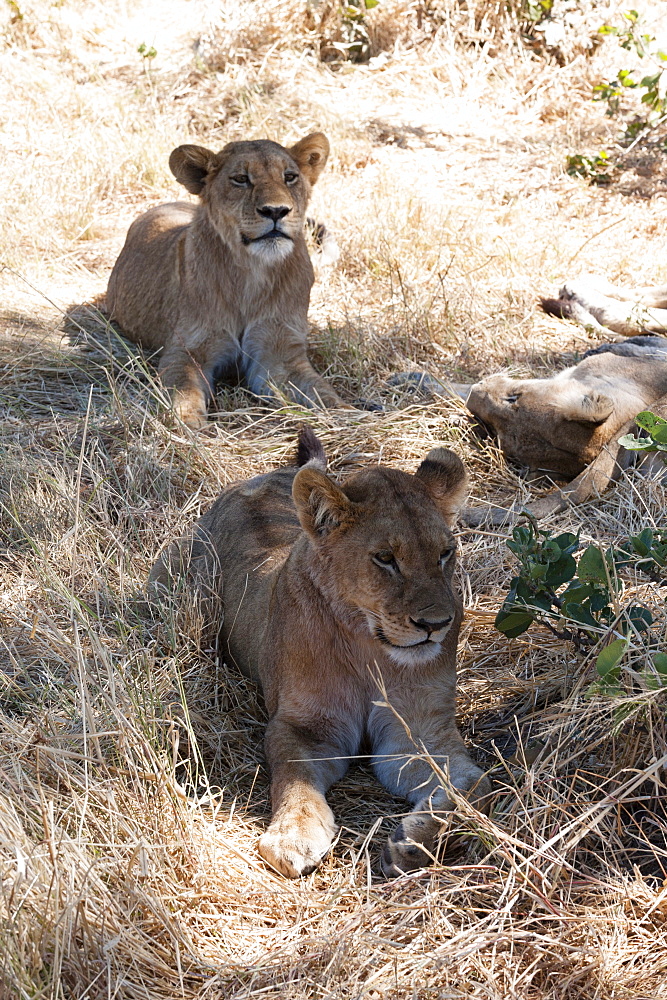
619 432 654 451
495 608 534 639
640 72 661 88
635 410 667 434
626 605 654 632
512 526 532 546
590 591 612 613
618 69 637 87
600 683 623 697
541 539 562 561
562 581 594 604
630 529 653 556
578 546 608 584
526 593 555 614
562 602 600 629
545 553 577 588
596 638 628 677
553 532 579 556
653 652 667 674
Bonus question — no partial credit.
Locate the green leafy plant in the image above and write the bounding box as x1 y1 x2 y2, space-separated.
614 527 667 583
565 151 612 185
331 0 379 63
595 10 667 131
567 11 667 183
619 409 667 457
522 0 553 24
591 639 667 697
137 42 158 61
495 519 655 645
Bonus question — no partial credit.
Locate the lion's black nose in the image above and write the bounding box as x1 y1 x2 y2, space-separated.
410 616 452 634
257 204 291 222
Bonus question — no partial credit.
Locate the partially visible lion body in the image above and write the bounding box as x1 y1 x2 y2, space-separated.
150 430 490 878
106 133 343 428
465 337 667 518
541 275 667 337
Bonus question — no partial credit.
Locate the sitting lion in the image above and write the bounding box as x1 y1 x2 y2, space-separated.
149 428 491 877
541 275 667 337
105 133 344 428
466 336 667 519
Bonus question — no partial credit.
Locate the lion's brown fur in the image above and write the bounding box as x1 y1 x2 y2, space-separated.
149 430 490 878
105 133 343 428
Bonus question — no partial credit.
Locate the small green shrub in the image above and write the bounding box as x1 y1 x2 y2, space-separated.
565 151 612 185
567 10 667 181
595 10 667 129
494 519 663 645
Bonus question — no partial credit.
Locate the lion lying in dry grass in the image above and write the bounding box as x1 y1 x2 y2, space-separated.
150 428 491 878
466 336 667 519
106 133 343 428
541 275 667 336
399 336 667 521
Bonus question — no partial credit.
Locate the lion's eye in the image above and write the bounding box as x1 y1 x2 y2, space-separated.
373 551 397 570
230 174 250 187
505 394 519 404
439 550 455 569
284 172 299 185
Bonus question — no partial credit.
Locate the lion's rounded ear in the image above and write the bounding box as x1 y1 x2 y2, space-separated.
289 133 330 186
558 389 614 425
293 467 352 539
415 448 469 525
169 145 217 195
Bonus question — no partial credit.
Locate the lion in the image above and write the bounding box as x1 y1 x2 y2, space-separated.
392 337 667 521
541 275 667 337
465 336 667 520
105 133 344 429
149 427 492 877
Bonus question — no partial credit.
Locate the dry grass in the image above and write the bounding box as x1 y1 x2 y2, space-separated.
2 0 667 997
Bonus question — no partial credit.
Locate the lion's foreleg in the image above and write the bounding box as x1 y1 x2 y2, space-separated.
158 347 213 429
370 707 491 877
258 717 350 877
560 280 667 336
242 324 344 408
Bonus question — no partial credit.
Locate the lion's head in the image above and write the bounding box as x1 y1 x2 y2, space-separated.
467 370 617 479
168 133 329 263
292 449 468 666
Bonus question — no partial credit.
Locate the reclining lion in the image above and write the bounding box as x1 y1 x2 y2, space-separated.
466 336 667 520
397 337 667 521
106 133 343 428
149 428 491 877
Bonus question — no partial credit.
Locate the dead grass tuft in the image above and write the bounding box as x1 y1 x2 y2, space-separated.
2 0 667 996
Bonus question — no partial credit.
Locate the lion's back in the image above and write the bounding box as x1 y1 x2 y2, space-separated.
106 203 195 349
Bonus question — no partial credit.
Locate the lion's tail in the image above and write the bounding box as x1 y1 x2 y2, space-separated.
296 425 327 470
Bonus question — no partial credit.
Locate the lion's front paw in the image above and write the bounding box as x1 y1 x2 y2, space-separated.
258 816 337 878
173 408 209 432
